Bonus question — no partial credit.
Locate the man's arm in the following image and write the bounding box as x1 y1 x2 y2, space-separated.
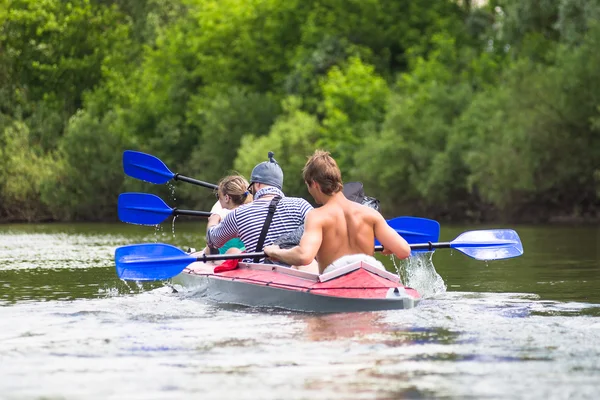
264 210 322 266
373 214 411 259
206 211 238 249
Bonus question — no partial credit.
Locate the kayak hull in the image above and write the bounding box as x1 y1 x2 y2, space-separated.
172 260 420 313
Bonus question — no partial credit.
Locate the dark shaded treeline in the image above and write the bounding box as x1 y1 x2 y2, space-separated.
1 0 598 223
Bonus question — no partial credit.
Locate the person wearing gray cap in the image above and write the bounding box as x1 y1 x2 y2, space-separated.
246 151 284 192
206 152 313 264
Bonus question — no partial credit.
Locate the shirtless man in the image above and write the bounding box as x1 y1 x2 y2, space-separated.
264 150 411 274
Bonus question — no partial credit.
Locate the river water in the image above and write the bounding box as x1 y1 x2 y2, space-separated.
1 222 599 399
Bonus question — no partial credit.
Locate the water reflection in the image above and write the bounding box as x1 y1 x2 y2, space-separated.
294 311 462 349
294 312 389 341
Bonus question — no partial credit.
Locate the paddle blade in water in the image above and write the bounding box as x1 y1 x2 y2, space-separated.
115 243 194 281
451 229 524 260
118 192 174 225
123 150 175 184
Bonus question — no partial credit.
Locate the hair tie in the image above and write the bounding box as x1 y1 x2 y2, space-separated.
244 191 249 196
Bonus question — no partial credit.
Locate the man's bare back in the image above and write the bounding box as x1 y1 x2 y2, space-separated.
263 149 411 274
311 193 379 271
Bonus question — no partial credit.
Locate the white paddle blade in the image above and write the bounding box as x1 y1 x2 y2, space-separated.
451 229 524 260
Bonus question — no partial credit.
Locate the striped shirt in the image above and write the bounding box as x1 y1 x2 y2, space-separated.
207 187 313 262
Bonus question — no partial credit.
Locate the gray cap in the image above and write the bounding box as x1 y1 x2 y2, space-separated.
249 151 284 189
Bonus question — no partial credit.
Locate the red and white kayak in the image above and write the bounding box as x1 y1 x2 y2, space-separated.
172 260 420 312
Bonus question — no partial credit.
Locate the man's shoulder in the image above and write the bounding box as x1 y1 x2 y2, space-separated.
281 195 308 202
281 196 312 207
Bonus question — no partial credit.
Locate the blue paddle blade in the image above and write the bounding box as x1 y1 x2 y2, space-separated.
118 193 174 225
115 243 195 281
451 229 524 260
123 150 175 184
375 217 440 252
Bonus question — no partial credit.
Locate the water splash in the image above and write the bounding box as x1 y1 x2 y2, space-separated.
99 280 171 298
98 286 122 297
391 256 404 284
153 224 163 242
167 182 176 201
391 252 446 298
167 182 178 239
172 215 178 237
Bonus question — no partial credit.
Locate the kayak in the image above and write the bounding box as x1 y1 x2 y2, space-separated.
171 259 420 313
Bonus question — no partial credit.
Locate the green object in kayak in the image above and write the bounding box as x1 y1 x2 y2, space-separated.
219 238 245 254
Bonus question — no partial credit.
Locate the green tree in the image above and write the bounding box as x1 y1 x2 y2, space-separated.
461 23 600 219
40 109 134 221
234 97 320 198
353 34 501 218
0 121 56 221
1 0 131 118
179 86 280 210
318 56 389 173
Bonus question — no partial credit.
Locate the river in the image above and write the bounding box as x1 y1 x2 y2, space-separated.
1 222 599 399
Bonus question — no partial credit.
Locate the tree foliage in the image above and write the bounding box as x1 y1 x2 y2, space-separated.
1 0 598 222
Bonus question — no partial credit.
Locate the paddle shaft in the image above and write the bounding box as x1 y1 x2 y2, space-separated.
174 209 212 218
375 243 449 252
377 240 516 252
174 174 217 190
194 246 386 263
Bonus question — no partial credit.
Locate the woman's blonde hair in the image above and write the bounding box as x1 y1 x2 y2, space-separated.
217 175 253 206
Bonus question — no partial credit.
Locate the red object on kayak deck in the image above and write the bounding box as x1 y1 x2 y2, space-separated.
214 258 240 273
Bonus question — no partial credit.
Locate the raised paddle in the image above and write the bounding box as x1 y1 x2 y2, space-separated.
118 193 211 225
114 229 524 281
123 150 217 189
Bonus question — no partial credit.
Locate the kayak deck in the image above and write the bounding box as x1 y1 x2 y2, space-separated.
172 260 420 312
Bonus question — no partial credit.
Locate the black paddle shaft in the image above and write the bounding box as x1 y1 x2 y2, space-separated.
195 251 267 262
173 174 218 190
375 242 452 252
194 244 453 263
193 244 446 263
173 209 212 218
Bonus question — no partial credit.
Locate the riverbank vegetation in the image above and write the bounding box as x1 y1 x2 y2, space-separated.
1 0 598 222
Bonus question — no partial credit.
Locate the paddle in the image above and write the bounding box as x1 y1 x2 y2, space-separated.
386 229 524 261
118 193 211 225
115 229 523 281
123 150 217 189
